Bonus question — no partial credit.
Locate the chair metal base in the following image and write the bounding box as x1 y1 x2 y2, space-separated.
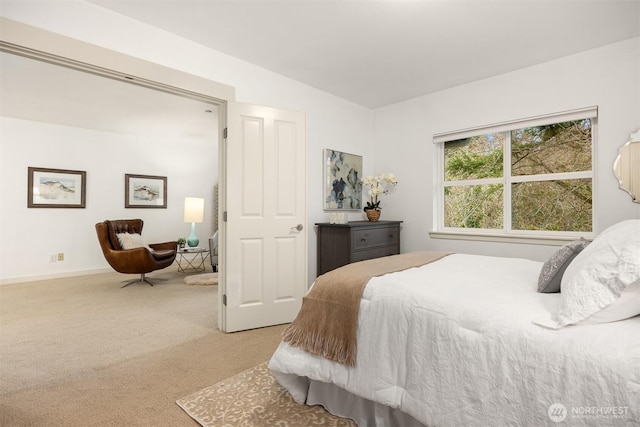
120 273 167 288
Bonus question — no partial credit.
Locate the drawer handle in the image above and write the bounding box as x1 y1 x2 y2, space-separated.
360 238 366 242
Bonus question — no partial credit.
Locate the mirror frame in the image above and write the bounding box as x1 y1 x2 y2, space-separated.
613 129 640 203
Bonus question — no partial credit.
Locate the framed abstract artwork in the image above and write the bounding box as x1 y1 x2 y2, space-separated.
125 174 167 208
27 167 86 208
323 149 363 210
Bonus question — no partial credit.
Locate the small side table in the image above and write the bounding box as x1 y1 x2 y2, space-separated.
176 247 210 273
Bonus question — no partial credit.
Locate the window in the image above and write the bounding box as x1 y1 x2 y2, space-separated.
434 108 596 240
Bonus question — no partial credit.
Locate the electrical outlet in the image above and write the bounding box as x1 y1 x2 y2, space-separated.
57 253 64 262
49 254 57 263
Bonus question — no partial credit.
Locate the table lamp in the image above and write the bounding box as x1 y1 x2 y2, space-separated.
184 197 204 247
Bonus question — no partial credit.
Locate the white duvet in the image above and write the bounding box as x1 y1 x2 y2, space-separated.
269 254 640 426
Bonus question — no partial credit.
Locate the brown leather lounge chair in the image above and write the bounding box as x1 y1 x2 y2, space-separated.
95 219 177 287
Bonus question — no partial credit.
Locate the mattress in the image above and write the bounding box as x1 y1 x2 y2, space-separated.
268 253 640 426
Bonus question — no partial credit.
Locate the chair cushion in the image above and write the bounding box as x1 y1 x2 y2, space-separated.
152 249 176 261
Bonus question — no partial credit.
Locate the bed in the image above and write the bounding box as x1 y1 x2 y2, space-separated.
268 220 640 426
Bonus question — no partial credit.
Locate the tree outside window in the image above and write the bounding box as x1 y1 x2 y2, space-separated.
441 118 593 235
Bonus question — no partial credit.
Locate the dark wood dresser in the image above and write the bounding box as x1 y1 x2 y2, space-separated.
316 220 402 276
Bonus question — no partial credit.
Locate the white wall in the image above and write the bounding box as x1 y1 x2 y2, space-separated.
3 3 637 282
372 37 640 261
0 117 218 282
0 1 374 283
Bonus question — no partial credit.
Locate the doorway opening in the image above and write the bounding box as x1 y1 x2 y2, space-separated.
0 45 223 304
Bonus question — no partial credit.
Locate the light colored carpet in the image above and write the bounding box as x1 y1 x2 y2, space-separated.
184 272 219 286
0 266 288 426
178 362 357 427
0 267 216 394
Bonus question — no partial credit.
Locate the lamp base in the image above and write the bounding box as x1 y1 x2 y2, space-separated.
187 222 199 247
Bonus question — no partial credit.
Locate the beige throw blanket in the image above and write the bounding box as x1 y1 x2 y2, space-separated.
282 251 451 366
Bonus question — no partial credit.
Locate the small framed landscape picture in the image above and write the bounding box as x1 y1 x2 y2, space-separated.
28 167 86 208
323 148 363 210
125 174 167 208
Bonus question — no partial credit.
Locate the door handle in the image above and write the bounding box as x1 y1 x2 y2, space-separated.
291 224 304 231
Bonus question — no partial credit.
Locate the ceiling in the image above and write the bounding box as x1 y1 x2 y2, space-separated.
0 1 637 137
88 0 640 109
0 51 219 138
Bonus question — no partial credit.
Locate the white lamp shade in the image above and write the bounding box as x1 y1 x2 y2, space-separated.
184 197 205 223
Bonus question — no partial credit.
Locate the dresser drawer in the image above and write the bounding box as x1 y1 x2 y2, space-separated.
352 245 400 262
353 226 399 250
316 220 402 276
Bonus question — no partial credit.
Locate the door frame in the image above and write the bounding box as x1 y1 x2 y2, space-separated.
0 17 234 328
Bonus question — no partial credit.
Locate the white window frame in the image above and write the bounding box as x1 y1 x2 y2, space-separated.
431 107 597 245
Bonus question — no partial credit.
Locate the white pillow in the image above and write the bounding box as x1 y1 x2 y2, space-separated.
579 279 640 324
116 232 150 250
535 219 640 329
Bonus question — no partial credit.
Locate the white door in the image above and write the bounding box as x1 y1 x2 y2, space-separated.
219 102 307 332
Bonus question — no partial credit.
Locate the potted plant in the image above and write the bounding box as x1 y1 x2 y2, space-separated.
176 237 186 249
361 173 398 221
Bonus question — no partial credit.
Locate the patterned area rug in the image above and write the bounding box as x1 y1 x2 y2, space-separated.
183 273 218 286
177 362 356 427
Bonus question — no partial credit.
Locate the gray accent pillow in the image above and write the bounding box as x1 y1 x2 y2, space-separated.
537 239 589 293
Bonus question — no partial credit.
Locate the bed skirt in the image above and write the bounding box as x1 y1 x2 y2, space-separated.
306 379 426 427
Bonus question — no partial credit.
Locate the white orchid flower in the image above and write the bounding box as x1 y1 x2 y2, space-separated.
361 172 398 211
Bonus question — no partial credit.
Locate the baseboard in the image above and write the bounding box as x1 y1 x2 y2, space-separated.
0 268 114 285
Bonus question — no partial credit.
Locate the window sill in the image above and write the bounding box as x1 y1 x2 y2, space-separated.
429 231 592 246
